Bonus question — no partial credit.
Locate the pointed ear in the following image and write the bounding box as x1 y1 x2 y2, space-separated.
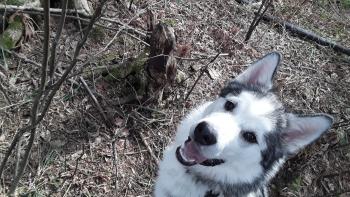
281 114 333 155
235 52 282 89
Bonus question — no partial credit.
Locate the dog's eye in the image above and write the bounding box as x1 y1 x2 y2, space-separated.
224 101 236 111
242 131 258 144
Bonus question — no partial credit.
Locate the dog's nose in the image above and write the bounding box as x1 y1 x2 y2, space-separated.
194 122 217 145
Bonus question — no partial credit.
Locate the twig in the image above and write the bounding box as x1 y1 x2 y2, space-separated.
0 99 31 111
260 13 350 56
0 6 148 39
99 9 147 55
175 53 230 61
0 0 109 192
0 83 11 104
36 0 108 126
70 146 85 179
48 0 68 81
184 53 221 102
62 146 85 197
3 49 79 86
100 17 147 38
138 131 159 164
3 49 41 67
111 138 118 195
79 76 113 128
244 0 272 42
8 0 51 193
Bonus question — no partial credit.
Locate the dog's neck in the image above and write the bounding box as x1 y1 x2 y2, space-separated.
187 169 266 196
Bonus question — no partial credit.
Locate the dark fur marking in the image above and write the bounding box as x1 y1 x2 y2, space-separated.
260 105 287 173
219 81 269 98
260 132 284 172
204 190 219 197
190 170 266 197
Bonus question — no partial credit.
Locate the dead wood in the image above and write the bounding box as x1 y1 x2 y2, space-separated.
145 22 177 99
0 3 91 17
260 14 350 56
79 77 114 129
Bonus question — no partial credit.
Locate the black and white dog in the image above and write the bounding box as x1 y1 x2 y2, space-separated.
154 52 333 197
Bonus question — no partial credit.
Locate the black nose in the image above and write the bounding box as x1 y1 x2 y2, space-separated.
194 122 217 145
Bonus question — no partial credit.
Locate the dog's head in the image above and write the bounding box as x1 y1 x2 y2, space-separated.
176 52 333 184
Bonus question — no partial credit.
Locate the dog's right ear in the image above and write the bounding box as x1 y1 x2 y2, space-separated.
235 52 281 90
281 113 333 155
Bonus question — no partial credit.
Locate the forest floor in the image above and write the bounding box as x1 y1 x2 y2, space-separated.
0 0 349 196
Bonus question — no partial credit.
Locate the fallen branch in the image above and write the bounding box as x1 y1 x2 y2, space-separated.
0 5 91 18
260 14 350 56
79 76 114 128
139 131 159 163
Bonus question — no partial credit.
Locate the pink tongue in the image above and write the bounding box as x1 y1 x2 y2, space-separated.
182 141 207 163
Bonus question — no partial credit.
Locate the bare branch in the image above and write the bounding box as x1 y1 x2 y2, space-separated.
244 0 272 42
0 0 109 193
37 0 109 125
184 53 221 102
8 0 51 193
49 0 68 81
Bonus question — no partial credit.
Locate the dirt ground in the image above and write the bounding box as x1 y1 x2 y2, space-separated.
0 0 350 196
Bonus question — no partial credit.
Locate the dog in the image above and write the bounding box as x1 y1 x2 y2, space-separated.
154 52 333 197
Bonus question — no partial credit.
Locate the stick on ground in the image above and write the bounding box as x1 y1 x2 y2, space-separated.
260 14 350 56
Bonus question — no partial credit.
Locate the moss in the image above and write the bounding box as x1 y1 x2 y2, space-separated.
0 16 23 49
6 0 27 6
162 18 177 27
341 0 350 8
89 26 105 43
104 52 147 80
290 176 302 193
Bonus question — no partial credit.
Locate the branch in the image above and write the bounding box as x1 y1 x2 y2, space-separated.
48 0 68 81
0 0 109 193
37 0 109 126
0 5 91 18
79 76 114 128
139 131 159 163
0 5 148 39
8 0 51 193
244 0 272 42
260 14 350 56
184 53 221 102
0 83 11 104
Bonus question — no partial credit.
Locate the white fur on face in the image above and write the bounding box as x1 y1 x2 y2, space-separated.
178 91 280 184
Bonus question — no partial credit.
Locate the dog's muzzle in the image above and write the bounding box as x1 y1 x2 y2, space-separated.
176 136 224 167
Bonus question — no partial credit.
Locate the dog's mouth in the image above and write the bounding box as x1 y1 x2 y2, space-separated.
176 137 224 167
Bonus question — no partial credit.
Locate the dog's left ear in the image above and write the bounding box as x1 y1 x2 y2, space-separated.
281 114 333 155
236 52 281 90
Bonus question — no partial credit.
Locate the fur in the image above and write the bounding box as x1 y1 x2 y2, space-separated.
154 52 333 197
